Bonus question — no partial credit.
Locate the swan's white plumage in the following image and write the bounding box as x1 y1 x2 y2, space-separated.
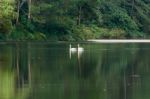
69 44 84 59
70 44 77 52
77 44 84 52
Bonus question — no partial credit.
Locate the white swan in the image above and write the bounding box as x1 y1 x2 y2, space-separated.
69 44 77 52
69 44 76 59
77 44 84 52
69 44 84 59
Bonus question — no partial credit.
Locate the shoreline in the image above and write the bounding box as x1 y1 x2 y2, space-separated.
88 39 150 43
1 39 150 44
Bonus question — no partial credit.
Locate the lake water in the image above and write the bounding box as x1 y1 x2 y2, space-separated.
0 42 150 99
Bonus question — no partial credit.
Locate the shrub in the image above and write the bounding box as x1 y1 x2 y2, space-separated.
91 26 126 39
72 25 127 40
33 32 47 40
10 28 34 40
94 27 109 39
0 19 13 40
58 34 75 41
109 29 126 39
72 25 97 40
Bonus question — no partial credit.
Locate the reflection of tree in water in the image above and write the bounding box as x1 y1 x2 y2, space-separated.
14 43 31 87
98 44 135 99
124 44 150 99
1 43 150 99
29 43 150 99
0 43 31 99
96 44 150 99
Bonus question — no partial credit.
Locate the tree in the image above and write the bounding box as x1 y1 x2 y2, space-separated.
1 0 150 40
0 0 15 39
28 0 31 20
0 0 15 19
16 0 20 24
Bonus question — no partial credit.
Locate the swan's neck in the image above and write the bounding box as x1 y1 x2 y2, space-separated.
78 44 80 48
70 44 71 49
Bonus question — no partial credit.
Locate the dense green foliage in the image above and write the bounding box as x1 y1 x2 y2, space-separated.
0 0 150 40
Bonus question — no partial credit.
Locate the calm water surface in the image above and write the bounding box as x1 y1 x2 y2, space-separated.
0 42 150 99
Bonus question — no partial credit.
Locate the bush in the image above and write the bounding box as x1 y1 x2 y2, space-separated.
127 31 145 38
91 26 126 39
0 19 13 40
33 32 47 40
109 29 126 39
72 25 127 40
93 27 109 39
72 25 97 40
10 27 47 40
10 28 34 40
58 34 75 41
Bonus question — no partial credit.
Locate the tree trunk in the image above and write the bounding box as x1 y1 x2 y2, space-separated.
77 6 82 25
131 0 135 18
28 43 32 88
28 0 31 20
16 0 20 24
16 43 20 88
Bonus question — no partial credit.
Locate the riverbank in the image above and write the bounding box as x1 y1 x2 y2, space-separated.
88 39 150 43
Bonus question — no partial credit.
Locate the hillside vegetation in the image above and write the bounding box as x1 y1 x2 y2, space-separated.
0 0 150 41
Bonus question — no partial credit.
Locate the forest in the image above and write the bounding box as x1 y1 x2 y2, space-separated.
0 0 150 41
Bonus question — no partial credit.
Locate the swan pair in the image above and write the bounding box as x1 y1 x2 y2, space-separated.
69 44 84 52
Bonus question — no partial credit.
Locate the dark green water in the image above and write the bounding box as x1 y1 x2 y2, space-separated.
0 42 150 99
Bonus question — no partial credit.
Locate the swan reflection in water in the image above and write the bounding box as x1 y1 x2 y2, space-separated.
69 44 84 59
